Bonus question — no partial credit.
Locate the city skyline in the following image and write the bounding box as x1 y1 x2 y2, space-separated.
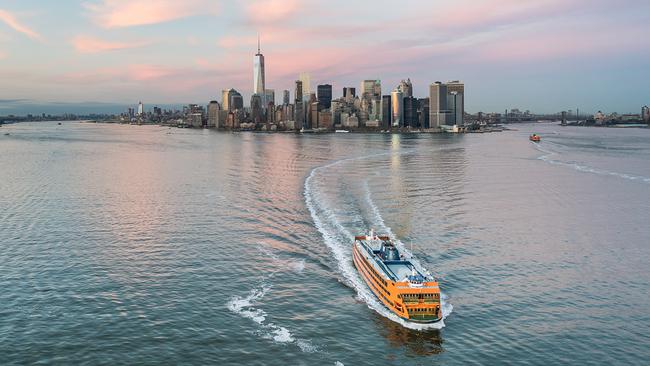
1 0 649 114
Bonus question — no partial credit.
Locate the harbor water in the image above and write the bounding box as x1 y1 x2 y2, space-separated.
1 122 648 365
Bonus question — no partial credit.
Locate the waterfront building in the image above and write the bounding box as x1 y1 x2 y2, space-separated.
381 95 392 130
253 37 266 99
391 89 404 127
266 101 275 125
299 72 312 101
318 111 333 130
295 80 304 129
418 98 430 129
309 102 319 128
370 99 382 123
447 81 465 125
345 114 359 128
398 79 413 98
331 100 342 125
403 96 418 128
361 80 381 100
447 92 463 126
219 110 229 128
251 94 263 124
642 106 650 123
317 84 333 109
283 90 290 105
207 101 220 128
283 104 293 122
358 110 369 126
429 82 449 128
188 113 203 128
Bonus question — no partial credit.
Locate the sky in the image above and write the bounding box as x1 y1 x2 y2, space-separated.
0 0 649 115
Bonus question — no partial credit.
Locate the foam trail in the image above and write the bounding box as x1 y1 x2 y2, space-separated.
226 244 318 352
304 151 450 330
362 180 454 321
534 142 650 184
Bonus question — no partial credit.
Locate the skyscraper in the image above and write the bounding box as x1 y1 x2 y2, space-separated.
403 96 418 128
253 36 265 98
294 80 304 129
299 72 311 101
447 92 463 126
447 81 465 125
361 80 381 100
207 100 220 128
343 87 356 102
283 90 290 105
398 79 413 98
317 84 332 109
381 95 392 130
264 89 275 105
391 89 403 127
222 89 231 111
251 94 263 124
429 82 448 128
137 101 144 115
229 89 243 111
418 98 430 129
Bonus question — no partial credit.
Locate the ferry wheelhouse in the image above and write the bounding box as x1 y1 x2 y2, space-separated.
352 231 442 323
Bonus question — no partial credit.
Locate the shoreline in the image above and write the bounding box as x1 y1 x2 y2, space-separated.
79 120 510 134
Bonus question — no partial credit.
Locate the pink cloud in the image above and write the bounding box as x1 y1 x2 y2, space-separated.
84 0 218 28
473 21 650 63
245 0 301 24
0 8 42 40
72 35 149 53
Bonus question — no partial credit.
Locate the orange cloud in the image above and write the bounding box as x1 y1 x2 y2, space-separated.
72 35 149 53
84 0 218 28
0 9 42 40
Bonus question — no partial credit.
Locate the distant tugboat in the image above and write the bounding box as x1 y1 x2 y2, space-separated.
530 134 541 142
352 231 442 323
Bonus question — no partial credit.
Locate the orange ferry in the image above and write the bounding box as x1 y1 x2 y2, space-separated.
352 231 442 323
530 134 541 142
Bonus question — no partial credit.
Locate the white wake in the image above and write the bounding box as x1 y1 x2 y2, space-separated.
304 152 452 330
226 243 318 353
534 141 650 184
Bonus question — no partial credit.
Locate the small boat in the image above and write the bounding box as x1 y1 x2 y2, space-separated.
530 134 541 142
353 231 442 323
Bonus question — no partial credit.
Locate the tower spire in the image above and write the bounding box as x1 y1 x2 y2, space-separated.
257 34 260 54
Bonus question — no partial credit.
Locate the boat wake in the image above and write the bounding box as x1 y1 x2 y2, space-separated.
535 142 650 184
226 243 317 353
304 153 452 330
